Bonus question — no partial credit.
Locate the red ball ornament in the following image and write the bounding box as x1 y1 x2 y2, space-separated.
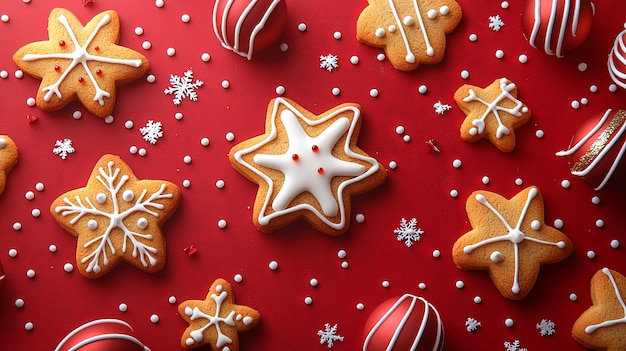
54 319 150 351
521 0 594 57
363 294 444 351
0 260 5 289
609 24 626 90
212 0 287 60
556 109 626 191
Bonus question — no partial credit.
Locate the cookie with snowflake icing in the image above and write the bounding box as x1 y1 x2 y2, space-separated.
0 136 18 196
356 0 462 72
50 154 181 279
572 268 626 351
452 186 573 300
178 278 261 350
454 78 531 152
229 97 387 235
13 8 150 118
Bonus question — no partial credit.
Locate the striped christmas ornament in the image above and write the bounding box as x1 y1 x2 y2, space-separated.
608 24 626 89
54 319 150 351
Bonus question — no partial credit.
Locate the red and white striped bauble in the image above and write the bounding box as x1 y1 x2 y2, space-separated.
363 294 444 351
609 24 626 89
212 0 287 60
521 0 594 57
55 319 150 351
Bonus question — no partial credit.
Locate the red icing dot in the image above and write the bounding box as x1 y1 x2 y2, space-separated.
54 65 61 72
317 167 324 174
292 154 299 161
94 46 100 51
311 145 319 152
96 69 103 76
59 40 66 47
78 77 85 83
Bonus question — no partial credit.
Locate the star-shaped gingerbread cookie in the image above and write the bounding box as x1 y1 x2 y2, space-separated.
0 136 18 196
50 154 181 278
454 78 531 152
13 8 150 118
178 278 261 351
356 0 462 71
229 97 387 235
452 186 573 300
573 268 626 351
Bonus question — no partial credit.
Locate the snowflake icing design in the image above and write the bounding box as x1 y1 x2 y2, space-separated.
536 319 555 336
317 323 344 348
320 54 339 72
434 100 452 115
139 120 163 144
394 217 424 247
465 317 482 332
53 138 75 159
504 339 527 351
164 69 204 105
489 15 505 31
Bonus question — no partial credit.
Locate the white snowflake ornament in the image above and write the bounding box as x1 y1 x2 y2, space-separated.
394 217 424 247
504 339 528 351
536 319 555 336
53 138 75 159
434 101 452 115
317 323 344 348
465 317 482 332
140 120 163 144
320 54 339 72
489 15 505 31
164 69 204 105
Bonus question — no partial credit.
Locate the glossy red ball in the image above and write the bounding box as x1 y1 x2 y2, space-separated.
55 319 150 351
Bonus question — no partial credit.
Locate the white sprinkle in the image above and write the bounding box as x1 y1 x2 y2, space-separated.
418 85 428 94
119 303 128 312
225 132 235 142
369 89 379 98
276 86 286 95
182 179 191 188
355 213 365 223
596 219 605 228
553 219 564 228
35 182 44 192
48 244 57 253
590 85 598 93
0 14 9 23
183 155 192 164
14 70 24 79
169 296 177 304
310 278 318 287
298 23 307 32
460 70 470 79
380 280 390 288
26 269 35 278
138 148 147 156
181 14 191 23
468 33 478 42
578 62 588 71
24 322 33 331
234 274 243 283
155 0 164 7
587 251 596 259
569 293 578 301
452 159 462 168
341 261 349 269
501 1 509 8
518 54 528 64
395 126 405 135
25 191 35 200
221 80 230 89
13 222 21 231
609 84 618 92
350 56 359 64
124 120 134 129
515 178 523 186
535 129 544 138
150 314 159 323
26 97 36 106
450 189 459 198
15 299 24 308
215 179 225 189
104 115 114 124
333 31 342 40
455 280 465 289
8 249 17 257
388 161 397 169
0 70 7 79
377 53 386 61
331 87 341 96
166 47 176 56
495 49 505 59
432 249 440 258
129 146 138 154
269 261 279 270
356 303 365 310
201 137 210 146
63 263 74 272
481 176 490 184
571 100 580 109
142 41 152 50
304 296 313 305
280 43 288 52
72 111 82 119
531 220 541 230
134 27 144 35
146 75 156 83
201 53 211 62
591 196 601 205
611 240 620 249
337 249 347 259
474 296 482 304
505 318 514 327
561 180 571 188
218 219 227 229
403 135 411 142
418 282 427 289
173 112 183 120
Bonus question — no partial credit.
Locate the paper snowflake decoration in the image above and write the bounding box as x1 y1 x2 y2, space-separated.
317 323 344 348
434 101 452 115
465 317 482 333
504 339 527 351
53 138 75 159
536 319 555 336
394 217 424 247
164 69 204 105
320 54 339 72
489 15 505 31
139 120 163 144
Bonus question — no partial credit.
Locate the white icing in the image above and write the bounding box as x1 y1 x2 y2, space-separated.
375 28 385 37
463 188 567 294
87 219 98 230
490 251 502 263
233 98 380 231
608 26 626 89
137 217 148 229
54 319 150 351
212 0 283 60
122 190 134 202
386 0 436 63
362 294 443 351
22 13 143 105
585 268 626 333
528 0 584 57
462 78 526 139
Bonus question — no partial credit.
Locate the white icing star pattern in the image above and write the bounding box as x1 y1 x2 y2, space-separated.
585 268 626 334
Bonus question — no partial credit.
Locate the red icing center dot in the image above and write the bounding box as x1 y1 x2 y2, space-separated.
94 46 100 51
96 69 103 76
292 154 299 161
78 77 85 83
311 145 319 152
59 40 66 47
54 65 61 72
317 167 324 174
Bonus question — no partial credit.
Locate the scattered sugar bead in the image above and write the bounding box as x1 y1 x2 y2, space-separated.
215 179 225 189
134 27 144 35
129 146 138 154
611 240 620 249
377 53 386 61
505 318 514 327
63 263 74 272
169 296 177 304
495 49 505 59
181 14 191 23
24 322 33 331
72 110 82 119
201 137 210 146
142 41 152 50
182 179 191 188
518 54 528 64
350 55 359 64
8 249 17 258
356 303 365 310
0 70 7 79
501 1 509 8
490 251 503 262
166 47 176 56
418 85 428 94
569 293 578 301
14 70 24 79
452 159 462 168
609 84 618 92
469 33 478 42
304 296 313 305
280 43 289 52
13 222 22 231
596 219 605 228
268 261 279 270
218 219 227 229
310 278 318 287
375 28 385 37
124 120 134 129
432 250 440 258
146 75 156 83
337 249 347 259
591 196 601 205
15 299 24 308
49 245 57 253
150 314 159 323
138 148 147 156
234 274 243 283
382 280 390 288
119 303 128 312
578 62 588 72
341 261 349 269
104 115 114 124
418 282 427 289
403 135 411 142
331 87 341 96
535 129 544 138
355 213 365 223
225 132 235 142
26 269 35 278
25 191 34 200
26 97 36 106
590 85 598 93
587 251 596 259
369 89 379 98
531 220 541 230
439 5 449 14
388 161 397 169
275 85 286 95
183 155 192 164
455 280 465 289
481 176 490 184
515 178 523 186
155 0 164 7
460 70 470 79
474 296 482 304
0 14 9 23
221 80 230 89
395 126 405 134
561 180 571 188
449 189 458 198
333 31 342 40
581 97 589 105
35 182 44 191
553 219 564 228
571 100 580 109
201 53 211 62
297 23 307 32
174 112 184 120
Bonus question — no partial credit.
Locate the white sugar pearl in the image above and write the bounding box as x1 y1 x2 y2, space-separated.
138 148 147 156
337 249 347 259
515 178 523 186
13 222 22 231
234 274 243 283
24 322 33 331
474 296 482 304
333 31 342 40
122 190 134 201
166 47 176 56
298 23 307 32
578 62 588 71
137 218 148 230
275 86 286 95
15 299 24 308
561 180 571 188
150 314 159 323
505 318 514 327
396 126 405 134
369 89 379 98
536 130 545 138
469 33 478 42
432 249 440 258
452 159 462 168
268 261 279 270
350 56 359 64
596 219 605 227
355 213 365 223
403 135 411 142
134 27 144 35
26 97 36 106
455 280 465 289
460 70 470 79
63 263 74 272
570 293 578 301
418 282 427 289
35 182 44 191
221 80 230 89
181 14 190 23
310 278 318 287
201 137 210 146
610 84 618 92
341 261 349 269
8 249 18 257
553 219 564 228
587 250 596 259
388 161 397 169
15 70 24 78
129 146 138 154
31 208 41 217
531 220 541 230
518 54 528 63
169 296 177 304
183 155 192 164
0 70 7 79
182 179 191 188
356 303 365 310
25 191 35 200
142 41 152 50
490 251 503 262
571 100 580 109
125 120 134 129
215 179 225 188
495 49 505 59
611 240 620 248
481 176 490 184
218 219 227 228
377 53 386 61
449 189 458 198
104 115 114 124
26 269 35 278
331 87 341 96
225 132 235 142
146 75 156 83
304 296 313 305
201 53 211 62
280 43 288 52
119 303 128 312
418 85 428 94
590 85 598 93
155 0 164 7
0 14 9 23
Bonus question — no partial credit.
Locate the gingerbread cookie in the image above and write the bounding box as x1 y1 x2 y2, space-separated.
356 0 462 72
572 268 626 351
50 154 181 279
0 136 18 196
178 278 261 351
454 78 531 152
229 97 387 235
13 8 150 118
452 186 573 300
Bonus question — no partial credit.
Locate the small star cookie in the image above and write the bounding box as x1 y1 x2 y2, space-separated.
454 78 531 152
573 268 626 351
178 278 261 351
13 8 150 118
356 0 462 71
50 154 181 279
452 186 573 300
0 136 18 196
229 97 387 235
